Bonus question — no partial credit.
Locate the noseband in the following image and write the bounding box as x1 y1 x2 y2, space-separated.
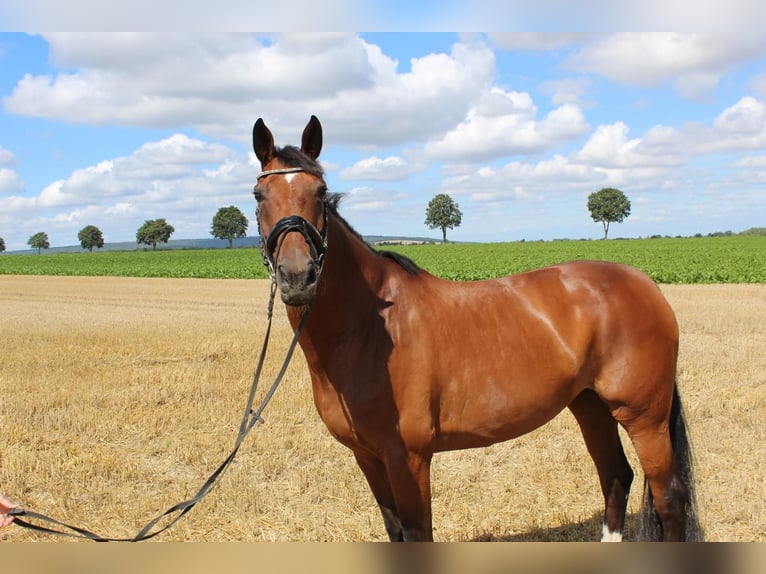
255 167 328 278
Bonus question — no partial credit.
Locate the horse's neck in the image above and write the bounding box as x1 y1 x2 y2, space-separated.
286 215 386 344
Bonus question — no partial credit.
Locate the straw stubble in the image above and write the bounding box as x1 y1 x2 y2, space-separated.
1 276 763 541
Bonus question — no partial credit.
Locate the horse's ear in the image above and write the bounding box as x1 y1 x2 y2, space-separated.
301 115 322 160
253 118 275 165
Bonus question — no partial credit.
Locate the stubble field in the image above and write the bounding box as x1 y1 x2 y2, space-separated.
0 275 764 542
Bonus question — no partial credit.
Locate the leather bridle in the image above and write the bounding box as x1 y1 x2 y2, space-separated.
255 167 328 279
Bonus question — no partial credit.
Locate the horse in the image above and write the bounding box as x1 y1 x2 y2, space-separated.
251 115 702 542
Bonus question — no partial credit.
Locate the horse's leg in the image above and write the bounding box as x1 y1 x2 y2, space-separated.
619 422 688 541
606 378 689 541
382 449 434 541
568 389 634 541
352 451 404 541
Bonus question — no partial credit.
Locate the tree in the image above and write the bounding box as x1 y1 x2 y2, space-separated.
136 218 175 250
425 193 462 243
28 232 50 254
78 225 104 252
587 187 631 239
211 205 248 248
0 237 5 253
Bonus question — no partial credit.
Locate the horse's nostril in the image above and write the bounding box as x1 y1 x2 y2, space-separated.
277 261 317 289
306 264 317 285
277 264 290 285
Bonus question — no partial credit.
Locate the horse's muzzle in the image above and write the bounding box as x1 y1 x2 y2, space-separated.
259 214 327 306
276 258 318 306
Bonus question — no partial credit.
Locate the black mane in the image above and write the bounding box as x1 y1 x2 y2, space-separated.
324 193 421 276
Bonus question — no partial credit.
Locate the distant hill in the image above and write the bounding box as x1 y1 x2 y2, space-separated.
7 235 437 255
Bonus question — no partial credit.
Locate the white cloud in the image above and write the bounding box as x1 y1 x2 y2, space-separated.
734 155 766 167
574 122 686 168
538 77 592 106
424 88 589 162
9 132 255 246
693 96 766 153
0 147 24 194
0 0 360 31
712 96 766 134
37 134 242 208
563 33 766 100
439 92 766 230
104 202 137 216
3 34 495 146
487 33 592 51
0 168 25 194
340 156 424 181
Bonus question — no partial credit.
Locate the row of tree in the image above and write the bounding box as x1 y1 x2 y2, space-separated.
425 187 631 242
0 206 250 254
1 189 630 253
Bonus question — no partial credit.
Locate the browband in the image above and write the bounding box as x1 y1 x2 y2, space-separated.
256 167 305 179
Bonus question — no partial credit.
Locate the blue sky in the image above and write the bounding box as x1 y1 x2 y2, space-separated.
1 31 766 250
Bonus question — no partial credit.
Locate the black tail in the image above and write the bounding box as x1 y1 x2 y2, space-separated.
637 384 704 541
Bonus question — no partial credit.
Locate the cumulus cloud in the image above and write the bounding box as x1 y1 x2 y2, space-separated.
0 147 24 194
339 156 425 181
574 122 687 169
342 186 395 213
538 77 592 106
33 134 241 210
424 88 589 162
3 34 495 146
487 33 592 51
5 133 254 247
440 92 766 227
693 96 766 153
0 168 25 194
563 33 766 100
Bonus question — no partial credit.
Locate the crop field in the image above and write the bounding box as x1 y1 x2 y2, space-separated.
1 276 764 543
1 235 765 283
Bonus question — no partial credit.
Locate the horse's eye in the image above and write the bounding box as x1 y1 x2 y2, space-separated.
317 185 328 199
253 186 264 202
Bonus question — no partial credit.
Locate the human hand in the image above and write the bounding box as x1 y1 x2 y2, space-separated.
1 493 19 527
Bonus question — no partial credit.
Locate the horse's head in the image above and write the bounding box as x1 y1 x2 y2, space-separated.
253 115 328 306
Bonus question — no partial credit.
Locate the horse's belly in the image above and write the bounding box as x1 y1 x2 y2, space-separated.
434 375 580 451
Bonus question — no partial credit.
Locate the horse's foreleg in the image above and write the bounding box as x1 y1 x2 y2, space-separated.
383 449 434 542
353 451 404 541
568 389 634 542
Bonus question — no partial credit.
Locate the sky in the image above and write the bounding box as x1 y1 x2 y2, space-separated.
1 30 766 250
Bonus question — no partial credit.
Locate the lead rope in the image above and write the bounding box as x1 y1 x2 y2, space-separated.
9 277 311 542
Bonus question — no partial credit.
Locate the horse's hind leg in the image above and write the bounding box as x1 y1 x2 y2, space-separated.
568 389 634 541
620 422 688 541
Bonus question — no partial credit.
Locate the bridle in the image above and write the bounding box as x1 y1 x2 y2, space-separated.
254 167 328 279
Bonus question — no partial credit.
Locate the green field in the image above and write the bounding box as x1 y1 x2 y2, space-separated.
1 235 764 283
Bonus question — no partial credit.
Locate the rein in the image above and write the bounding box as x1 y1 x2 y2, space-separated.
9 278 311 541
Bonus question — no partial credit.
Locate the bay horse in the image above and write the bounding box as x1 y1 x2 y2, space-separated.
251 115 702 542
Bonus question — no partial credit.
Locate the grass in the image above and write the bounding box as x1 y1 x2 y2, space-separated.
1 234 765 283
1 276 764 542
